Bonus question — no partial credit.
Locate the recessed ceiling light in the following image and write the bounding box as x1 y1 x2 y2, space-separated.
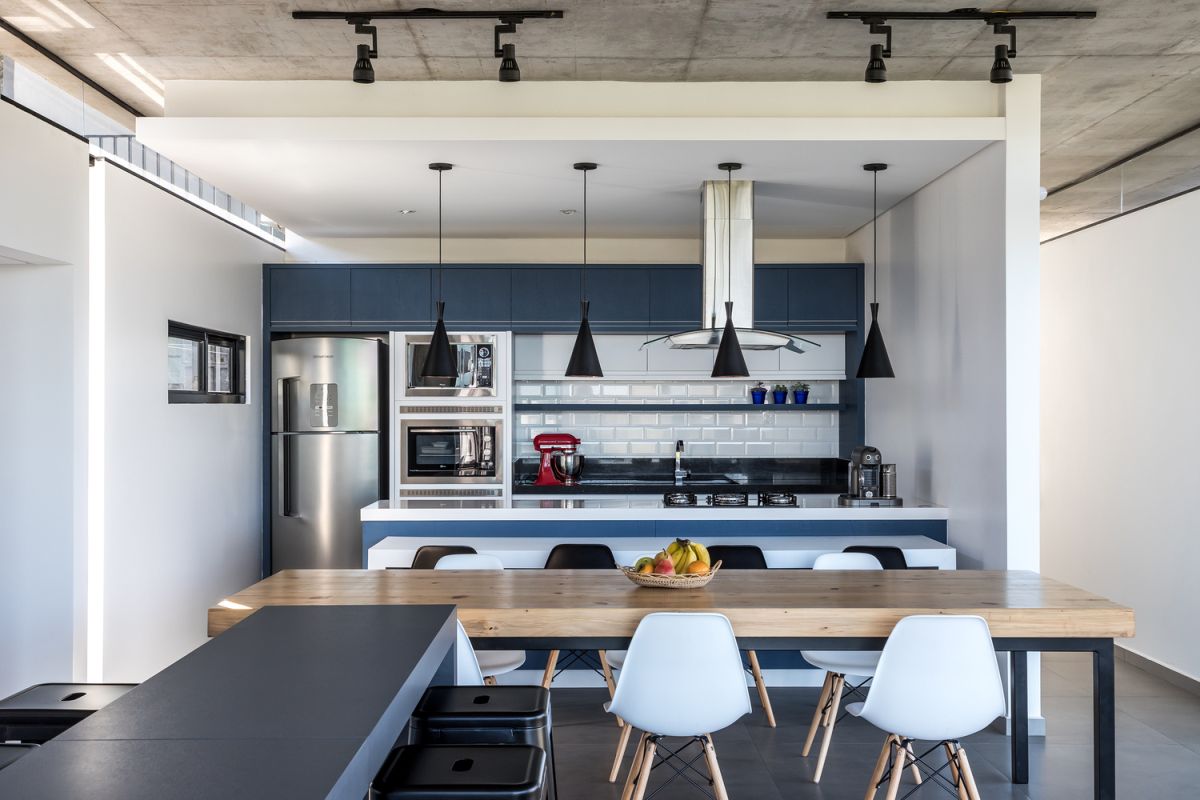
396 209 417 215
560 209 577 215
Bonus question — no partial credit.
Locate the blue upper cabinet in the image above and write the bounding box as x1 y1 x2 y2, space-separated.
269 267 352 324
350 267 432 326
586 266 650 330
648 266 702 330
511 266 582 332
752 265 790 329
437 267 511 329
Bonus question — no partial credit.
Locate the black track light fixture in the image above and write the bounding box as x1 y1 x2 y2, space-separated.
711 162 750 379
351 21 377 84
294 8 563 83
422 162 457 380
828 8 1095 83
857 163 895 379
566 162 603 378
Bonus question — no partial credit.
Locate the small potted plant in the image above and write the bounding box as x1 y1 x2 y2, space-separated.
750 381 768 405
772 384 789 404
792 382 811 404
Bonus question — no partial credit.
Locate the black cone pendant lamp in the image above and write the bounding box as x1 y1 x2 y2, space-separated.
711 162 749 378
421 162 457 379
857 163 895 379
565 162 603 377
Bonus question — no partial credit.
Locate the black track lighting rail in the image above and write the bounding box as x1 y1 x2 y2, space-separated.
826 10 1096 23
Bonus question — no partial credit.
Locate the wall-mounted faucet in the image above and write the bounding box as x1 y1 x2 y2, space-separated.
674 440 688 486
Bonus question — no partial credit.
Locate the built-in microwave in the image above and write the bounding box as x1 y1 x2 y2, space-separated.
403 333 496 398
399 419 504 485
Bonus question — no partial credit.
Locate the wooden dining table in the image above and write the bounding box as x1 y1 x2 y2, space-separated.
209 568 1134 800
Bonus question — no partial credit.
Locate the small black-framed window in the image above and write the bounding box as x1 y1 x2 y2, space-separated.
168 321 247 404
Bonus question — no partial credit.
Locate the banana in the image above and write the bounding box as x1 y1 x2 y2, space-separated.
691 542 711 567
675 549 694 573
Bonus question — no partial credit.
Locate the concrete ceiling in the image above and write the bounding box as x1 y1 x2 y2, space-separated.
3 0 1200 238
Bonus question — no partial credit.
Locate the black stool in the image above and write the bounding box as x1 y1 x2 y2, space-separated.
0 743 39 771
372 744 546 799
0 683 136 743
409 686 556 800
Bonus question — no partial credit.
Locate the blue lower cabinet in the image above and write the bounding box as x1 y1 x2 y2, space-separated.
437 267 512 328
269 267 352 324
350 267 432 326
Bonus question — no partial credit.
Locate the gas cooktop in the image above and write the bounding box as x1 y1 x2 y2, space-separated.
662 491 799 508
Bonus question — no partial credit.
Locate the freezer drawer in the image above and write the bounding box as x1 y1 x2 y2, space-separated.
272 432 379 571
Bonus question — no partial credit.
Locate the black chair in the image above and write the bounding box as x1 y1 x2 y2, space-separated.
410 545 477 570
541 544 617 691
704 545 776 728
842 545 909 570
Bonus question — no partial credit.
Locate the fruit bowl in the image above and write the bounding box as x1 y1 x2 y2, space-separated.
619 560 722 589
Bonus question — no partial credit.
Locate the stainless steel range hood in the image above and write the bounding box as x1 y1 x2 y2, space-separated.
643 178 818 353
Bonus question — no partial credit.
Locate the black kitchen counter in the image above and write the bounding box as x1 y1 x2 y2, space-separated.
0 605 457 800
512 456 849 495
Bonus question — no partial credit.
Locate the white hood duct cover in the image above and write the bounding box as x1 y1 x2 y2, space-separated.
643 178 819 353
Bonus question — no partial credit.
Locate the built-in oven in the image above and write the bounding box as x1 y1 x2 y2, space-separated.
402 333 496 398
399 419 504 485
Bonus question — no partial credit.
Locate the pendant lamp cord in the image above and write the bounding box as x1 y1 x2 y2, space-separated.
726 166 733 306
582 167 588 301
437 167 444 301
872 168 878 305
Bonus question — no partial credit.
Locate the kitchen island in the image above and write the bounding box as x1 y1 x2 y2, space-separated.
361 496 950 568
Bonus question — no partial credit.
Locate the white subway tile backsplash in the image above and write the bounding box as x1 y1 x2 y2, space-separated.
511 379 840 459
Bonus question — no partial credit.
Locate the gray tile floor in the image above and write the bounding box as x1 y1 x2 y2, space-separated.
551 654 1200 798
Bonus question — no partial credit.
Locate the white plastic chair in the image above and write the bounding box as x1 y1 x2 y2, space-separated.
454 620 485 686
800 551 908 784
606 613 750 800
848 615 1006 800
435 554 525 682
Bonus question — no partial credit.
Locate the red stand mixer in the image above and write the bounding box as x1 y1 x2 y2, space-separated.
533 433 582 486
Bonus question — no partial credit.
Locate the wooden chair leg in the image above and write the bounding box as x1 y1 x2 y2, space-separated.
620 733 647 800
702 735 730 800
882 739 906 800
802 671 833 756
609 722 632 783
599 650 624 727
483 675 497 685
864 734 896 800
944 742 968 800
906 741 922 784
629 737 658 800
541 650 559 690
956 746 982 800
813 673 845 783
746 650 776 728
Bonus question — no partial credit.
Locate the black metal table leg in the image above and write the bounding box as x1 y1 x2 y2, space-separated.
1094 640 1116 800
1010 650 1029 784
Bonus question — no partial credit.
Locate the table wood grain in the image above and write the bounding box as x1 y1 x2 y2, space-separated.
208 569 1134 640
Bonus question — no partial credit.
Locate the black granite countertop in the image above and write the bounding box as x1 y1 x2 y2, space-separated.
512 457 849 495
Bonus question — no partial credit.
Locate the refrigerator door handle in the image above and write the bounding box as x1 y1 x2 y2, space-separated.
281 435 299 518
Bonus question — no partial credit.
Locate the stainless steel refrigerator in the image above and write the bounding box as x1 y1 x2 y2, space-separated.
271 337 384 571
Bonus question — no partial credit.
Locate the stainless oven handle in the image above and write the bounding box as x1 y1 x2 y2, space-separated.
412 428 484 435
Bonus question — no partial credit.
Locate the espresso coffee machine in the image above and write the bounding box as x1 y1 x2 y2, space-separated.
533 433 582 486
838 445 902 507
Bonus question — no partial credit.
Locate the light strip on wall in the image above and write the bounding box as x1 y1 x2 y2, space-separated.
86 159 106 681
95 52 164 108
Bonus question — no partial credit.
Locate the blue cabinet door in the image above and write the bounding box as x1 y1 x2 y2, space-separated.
511 266 582 332
269 267 351 324
350 267 432 325
787 265 861 329
753 266 790 328
648 266 702 329
436 267 511 328
586 267 650 330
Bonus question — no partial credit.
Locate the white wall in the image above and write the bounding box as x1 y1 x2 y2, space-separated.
847 143 1009 569
98 163 277 681
0 101 90 697
1042 190 1200 680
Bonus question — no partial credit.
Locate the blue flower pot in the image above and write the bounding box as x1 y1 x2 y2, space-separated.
793 390 809 404
750 389 767 405
772 390 788 404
